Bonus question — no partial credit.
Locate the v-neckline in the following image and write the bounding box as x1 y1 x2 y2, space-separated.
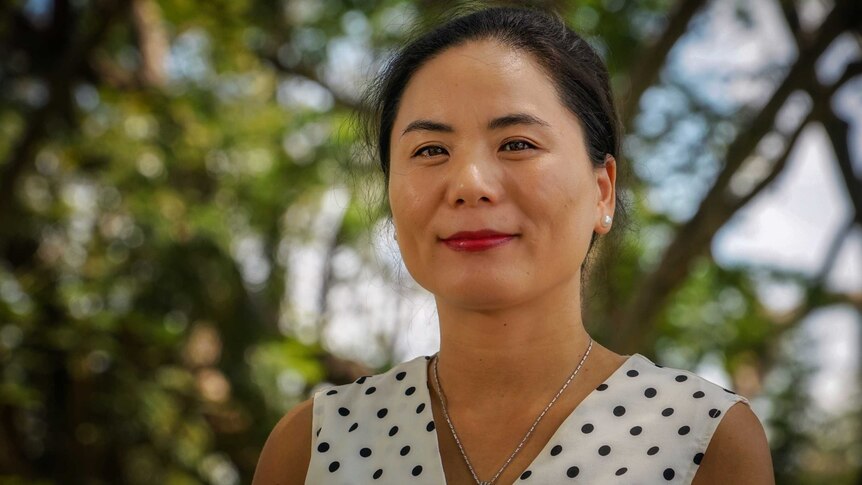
417 352 642 483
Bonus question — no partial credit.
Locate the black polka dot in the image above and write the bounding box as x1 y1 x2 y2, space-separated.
318 355 735 479
424 356 431 360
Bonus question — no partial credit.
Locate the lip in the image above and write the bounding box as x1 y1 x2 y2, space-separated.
440 229 517 252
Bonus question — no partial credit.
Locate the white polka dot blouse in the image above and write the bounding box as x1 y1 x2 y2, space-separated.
305 353 751 484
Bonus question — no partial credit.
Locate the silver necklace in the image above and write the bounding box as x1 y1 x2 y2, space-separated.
430 337 593 485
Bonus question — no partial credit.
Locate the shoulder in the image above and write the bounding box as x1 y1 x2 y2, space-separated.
314 355 429 408
629 353 751 408
251 355 429 484
252 397 314 485
692 400 774 484
625 354 773 483
628 355 774 485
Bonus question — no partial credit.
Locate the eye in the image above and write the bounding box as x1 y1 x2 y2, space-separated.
501 140 536 152
413 145 448 158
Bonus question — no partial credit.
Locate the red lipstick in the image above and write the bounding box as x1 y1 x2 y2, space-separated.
440 229 516 252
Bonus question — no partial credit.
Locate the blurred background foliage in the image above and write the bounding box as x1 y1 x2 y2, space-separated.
0 0 860 483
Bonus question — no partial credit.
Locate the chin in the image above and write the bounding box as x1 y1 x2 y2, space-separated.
429 279 528 310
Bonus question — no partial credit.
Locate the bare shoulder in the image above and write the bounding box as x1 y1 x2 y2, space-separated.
692 401 775 485
252 397 315 485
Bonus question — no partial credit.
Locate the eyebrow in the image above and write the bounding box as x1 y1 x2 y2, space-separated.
400 119 453 137
487 112 550 130
400 112 550 137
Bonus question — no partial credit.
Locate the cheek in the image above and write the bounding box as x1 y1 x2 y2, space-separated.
389 176 433 231
524 170 592 236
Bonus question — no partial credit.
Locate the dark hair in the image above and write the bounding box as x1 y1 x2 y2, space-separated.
359 5 632 281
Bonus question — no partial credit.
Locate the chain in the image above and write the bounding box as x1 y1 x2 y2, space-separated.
430 337 593 484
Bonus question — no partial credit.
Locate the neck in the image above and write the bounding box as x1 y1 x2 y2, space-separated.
430 274 602 418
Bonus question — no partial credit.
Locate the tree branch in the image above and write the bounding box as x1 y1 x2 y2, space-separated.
777 0 803 47
272 60 361 113
832 59 862 92
777 288 862 324
815 217 856 282
711 1 856 193
817 105 862 225
0 1 129 222
615 0 861 353
732 112 811 210
130 0 168 87
809 58 862 226
621 0 710 129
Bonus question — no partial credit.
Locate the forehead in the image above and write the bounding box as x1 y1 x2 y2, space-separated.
393 40 571 130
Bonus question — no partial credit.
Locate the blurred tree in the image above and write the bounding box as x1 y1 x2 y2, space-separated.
0 0 859 484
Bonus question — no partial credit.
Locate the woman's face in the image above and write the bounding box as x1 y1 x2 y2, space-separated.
388 39 615 310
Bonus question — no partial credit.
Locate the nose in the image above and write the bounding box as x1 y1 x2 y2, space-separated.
446 151 502 208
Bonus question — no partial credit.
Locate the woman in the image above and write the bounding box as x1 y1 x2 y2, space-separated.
253 6 773 484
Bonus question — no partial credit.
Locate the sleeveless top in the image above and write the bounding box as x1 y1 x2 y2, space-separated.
305 353 751 484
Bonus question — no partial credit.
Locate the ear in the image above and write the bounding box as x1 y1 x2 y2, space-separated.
594 154 616 234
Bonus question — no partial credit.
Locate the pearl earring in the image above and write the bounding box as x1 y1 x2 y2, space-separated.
602 215 612 227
